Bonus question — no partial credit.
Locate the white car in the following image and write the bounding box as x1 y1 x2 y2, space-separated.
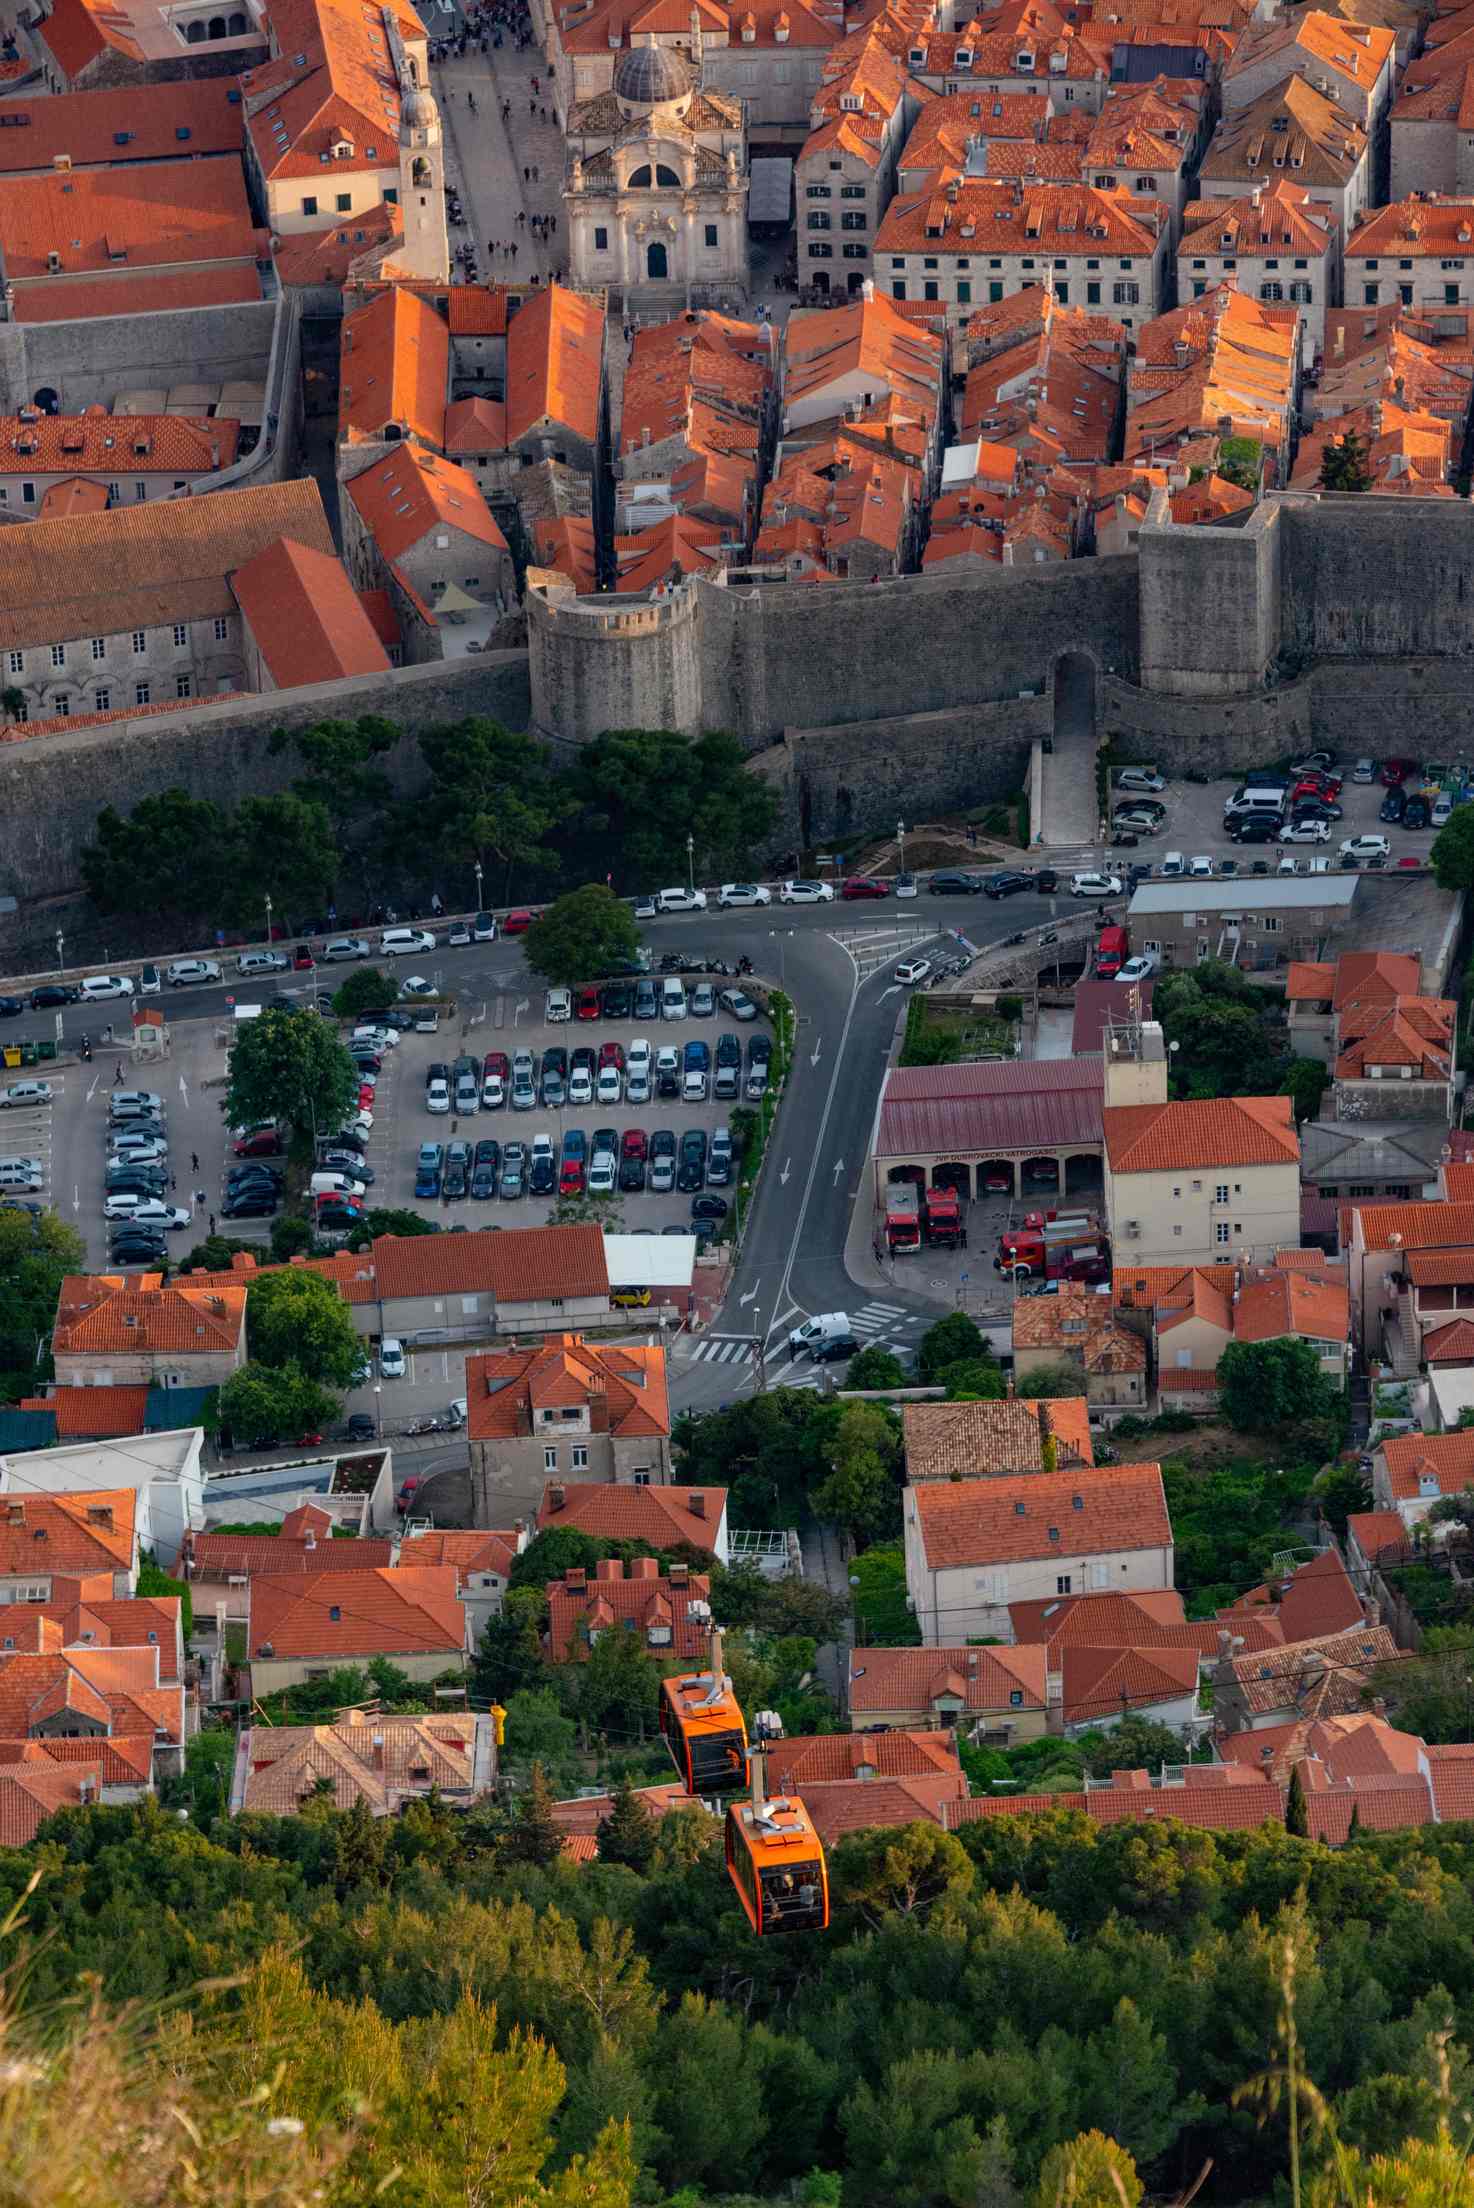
1340 834 1390 862
1188 855 1214 878
718 883 771 908
481 1070 505 1109
1116 953 1160 982
0 1081 51 1109
780 880 834 904
1159 852 1186 878
568 1065 594 1106
627 1037 652 1077
166 958 222 988
112 1091 163 1113
1433 794 1455 828
545 987 572 1023
894 958 932 984
108 1141 167 1166
1069 872 1124 898
1282 818 1330 844
352 1024 398 1050
399 975 437 997
238 949 288 976
655 887 707 912
379 1337 406 1379
1352 758 1377 784
596 1065 623 1105
626 1068 652 1106
1115 767 1166 794
587 1153 617 1196
103 1196 189 1228
380 928 436 955
79 974 134 1000
895 874 918 899
426 1075 450 1114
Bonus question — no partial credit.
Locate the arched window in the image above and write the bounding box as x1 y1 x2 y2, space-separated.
411 155 431 188
207 16 226 37
656 161 680 185
628 163 652 186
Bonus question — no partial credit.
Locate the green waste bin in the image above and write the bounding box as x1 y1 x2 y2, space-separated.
34 1040 56 1062
19 1042 36 1066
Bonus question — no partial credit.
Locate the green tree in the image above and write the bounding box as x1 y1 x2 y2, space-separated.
332 966 394 1018
1075 1717 1186 1778
849 1541 917 1644
1317 427 1374 493
268 1214 315 1262
524 884 640 987
1286 1763 1309 1837
82 789 228 925
1431 803 1474 892
277 713 398 834
345 1207 442 1250
829 1822 973 1922
504 1762 567 1868
845 1345 906 1391
812 1401 902 1545
0 1208 84 1393
918 1310 987 1385
502 1687 582 1792
945 1356 1007 1400
1153 962 1280 1100
577 1625 661 1740
473 1585 553 1702
566 728 778 890
217 1361 340 1447
245 1267 362 1386
417 717 564 894
223 1005 358 1143
223 793 337 929
1034 2130 1142 2208
1217 1336 1342 1438
136 1553 193 1639
1016 1362 1087 1401
596 1773 658 1873
1282 1055 1330 1123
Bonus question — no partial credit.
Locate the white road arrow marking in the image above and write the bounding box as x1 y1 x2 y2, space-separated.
739 1284 759 1307
879 984 902 1000
514 997 529 1025
779 1157 792 1186
809 1037 822 1068
832 1157 846 1184
177 1073 189 1108
86 1072 99 1104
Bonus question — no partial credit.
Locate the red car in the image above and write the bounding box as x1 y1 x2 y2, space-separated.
559 1155 585 1196
292 943 315 970
483 1049 509 1080
357 1084 376 1109
575 986 601 1020
841 877 888 900
233 1127 283 1158
982 1169 1013 1193
599 1039 625 1070
621 1127 648 1158
1381 757 1420 787
503 909 537 935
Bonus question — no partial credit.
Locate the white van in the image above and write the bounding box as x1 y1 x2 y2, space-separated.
661 977 687 1020
310 1170 368 1199
380 927 435 957
789 1312 853 1356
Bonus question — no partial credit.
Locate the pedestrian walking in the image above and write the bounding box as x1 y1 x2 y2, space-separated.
208 1212 216 1235
510 240 517 259
170 1173 177 1191
112 1064 123 1086
191 1152 199 1173
523 164 530 181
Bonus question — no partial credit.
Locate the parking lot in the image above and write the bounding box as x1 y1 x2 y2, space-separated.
1108 758 1441 872
372 984 774 1237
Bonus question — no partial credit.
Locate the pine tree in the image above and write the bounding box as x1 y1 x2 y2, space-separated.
1286 1764 1309 1838
505 1761 566 1869
1318 428 1373 493
596 1774 657 1873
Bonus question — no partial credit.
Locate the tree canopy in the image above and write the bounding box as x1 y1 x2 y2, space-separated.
217 1362 340 1447
1432 804 1474 893
245 1267 363 1387
525 885 640 987
1216 1335 1345 1442
1318 427 1374 493
0 1208 84 1396
223 1006 358 1143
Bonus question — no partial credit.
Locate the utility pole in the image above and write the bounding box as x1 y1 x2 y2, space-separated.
751 1327 767 1393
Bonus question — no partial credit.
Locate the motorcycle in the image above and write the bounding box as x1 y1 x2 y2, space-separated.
406 1416 442 1437
736 955 753 976
79 1036 92 1062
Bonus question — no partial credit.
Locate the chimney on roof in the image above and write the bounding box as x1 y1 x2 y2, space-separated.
688 1492 706 1517
371 1729 385 1770
566 1566 588 1598
629 1556 660 1579
78 1773 96 1804
549 1484 567 1511
669 1561 689 1587
594 1557 623 1580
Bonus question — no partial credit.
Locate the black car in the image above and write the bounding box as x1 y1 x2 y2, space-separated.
345 1413 376 1442
0 997 22 1019
321 1151 372 1183
928 871 981 895
1034 869 1058 894
600 982 634 1018
1404 795 1431 829
983 872 1033 899
676 1130 707 1193
29 985 79 1009
1379 787 1407 824
110 1242 166 1266
619 1151 646 1192
1127 863 1154 887
443 1142 470 1201
324 1126 368 1155
811 1332 859 1364
690 1194 729 1222
1232 816 1282 845
222 1189 278 1219
471 1138 500 1200
1291 799 1342 823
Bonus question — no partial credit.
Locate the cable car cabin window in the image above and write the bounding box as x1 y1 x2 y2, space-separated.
688 1726 748 1792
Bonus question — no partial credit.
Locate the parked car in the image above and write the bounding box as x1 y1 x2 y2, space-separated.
1282 818 1330 844
894 958 931 985
321 937 371 963
1404 795 1432 830
1115 767 1166 793
1352 757 1377 783
984 871 1034 897
80 974 134 1001
1069 872 1123 897
503 909 537 935
718 883 771 907
380 1338 407 1379
719 989 758 1020
1341 834 1391 861
649 1129 678 1193
677 1129 708 1192
502 1142 529 1199
415 1141 444 1199
1116 953 1159 983
0 1081 52 1109
840 876 889 901
780 880 834 904
165 958 222 987
442 1142 470 1201
527 1135 554 1195
656 887 707 912
1381 757 1419 786
222 1188 277 1219
29 986 78 1009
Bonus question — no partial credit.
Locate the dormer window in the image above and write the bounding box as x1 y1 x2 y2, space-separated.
1017 48 1035 67
956 46 972 65
909 43 925 62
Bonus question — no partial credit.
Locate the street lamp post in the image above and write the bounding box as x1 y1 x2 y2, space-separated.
897 820 906 877
265 892 273 950
474 860 483 916
373 1382 383 1440
686 832 695 895
55 931 63 977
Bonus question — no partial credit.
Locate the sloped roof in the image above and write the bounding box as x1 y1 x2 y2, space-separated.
506 284 604 447
536 1481 726 1554
397 1528 521 1580
373 1223 607 1303
231 536 392 688
1059 1642 1201 1725
339 283 449 446
0 158 258 282
878 1054 1104 1158
1104 1094 1298 1173
902 1395 1094 1481
907 1463 1171 1569
547 1557 709 1662
848 1641 1048 1712
764 1728 964 1786
247 1567 465 1661
1221 1623 1399 1716
236 1712 485 1813
467 1334 669 1443
798 1771 965 1842
1381 1428 1474 1501
0 1492 135 1578
347 444 508 565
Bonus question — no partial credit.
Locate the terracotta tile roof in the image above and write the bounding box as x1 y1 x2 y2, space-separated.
505 284 604 449
448 284 510 335
562 1831 599 1862
0 158 258 287
0 1733 151 1785
274 202 402 288
1346 1508 1412 1563
182 1528 392 1578
547 1557 709 1663
902 1395 1094 1480
0 411 240 477
1381 1429 1474 1501
236 1712 486 1813
231 534 391 689
1181 179 1339 257
38 477 109 519
1086 1764 1288 1828
617 511 729 592
240 0 423 183
53 1276 245 1360
1272 1546 1367 1641
799 1771 965 1841
908 1462 1170 1570
248 1567 466 1663
466 1333 669 1444
1233 1268 1349 1347
620 307 772 459
1060 1642 1201 1725
35 0 114 79
1347 1198 1474 1252
1292 404 1454 493
1169 471 1256 523
876 177 1167 259
0 1492 135 1579
11 1596 183 1682
373 1223 608 1304
537 1481 726 1555
848 1640 1048 1713
1104 1094 1298 1173
784 292 944 420
398 1528 521 1580
1291 952 1418 1007
1423 1316 1474 1363
1220 1623 1399 1716
1225 7 1394 95
16 1386 148 1439
1334 996 1454 1079
530 513 598 593
897 89 1054 183
1350 195 1474 259
0 477 334 653
9 265 262 323
339 284 448 446
1012 1283 1147 1372
0 1644 176 1739
347 444 508 565
176 1247 381 1307
1126 283 1299 458
947 1788 1089 1822
444 395 509 454
0 1761 103 1845
765 1728 964 1787
549 1780 693 1835
1009 1587 1183 1638
1221 1707 1425 1784
959 299 1126 466
1428 1742 1474 1821
356 586 401 653
1114 1261 1236 1312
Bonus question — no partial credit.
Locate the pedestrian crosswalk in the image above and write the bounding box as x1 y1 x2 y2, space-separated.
679 1300 918 1369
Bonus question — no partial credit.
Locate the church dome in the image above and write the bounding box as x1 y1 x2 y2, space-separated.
613 43 694 105
400 81 437 129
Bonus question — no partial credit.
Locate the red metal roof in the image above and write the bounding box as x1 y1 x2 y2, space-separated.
878 1055 1103 1159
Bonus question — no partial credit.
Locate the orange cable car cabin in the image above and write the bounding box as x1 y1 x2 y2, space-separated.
725 1789 829 1936
659 1664 750 1796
